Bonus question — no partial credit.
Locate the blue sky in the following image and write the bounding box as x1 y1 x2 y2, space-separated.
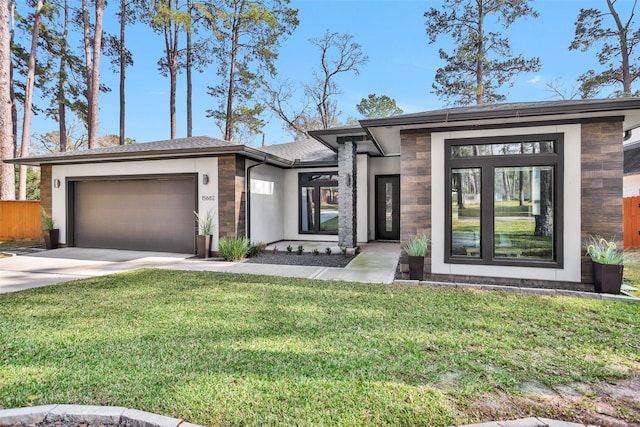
27 0 631 147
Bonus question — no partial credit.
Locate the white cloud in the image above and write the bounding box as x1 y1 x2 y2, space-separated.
527 75 543 84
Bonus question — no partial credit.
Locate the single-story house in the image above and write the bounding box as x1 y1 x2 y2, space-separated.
7 98 640 290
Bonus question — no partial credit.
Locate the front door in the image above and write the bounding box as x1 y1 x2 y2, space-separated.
375 175 400 240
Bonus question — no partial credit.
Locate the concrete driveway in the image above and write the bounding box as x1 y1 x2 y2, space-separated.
0 248 198 294
0 243 401 294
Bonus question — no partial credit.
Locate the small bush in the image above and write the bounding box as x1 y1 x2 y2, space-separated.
286 245 293 253
325 247 332 255
246 241 266 258
297 245 304 255
340 246 347 255
312 249 319 256
218 236 250 261
272 247 278 254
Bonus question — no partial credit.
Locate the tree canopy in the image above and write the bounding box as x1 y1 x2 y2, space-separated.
356 94 403 119
569 0 640 98
425 0 541 105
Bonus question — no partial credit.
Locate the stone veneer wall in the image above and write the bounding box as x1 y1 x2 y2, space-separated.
580 120 624 285
40 165 52 239
338 140 357 248
218 155 246 238
399 131 432 274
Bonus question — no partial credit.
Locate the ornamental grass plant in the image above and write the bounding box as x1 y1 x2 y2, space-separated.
585 235 625 265
218 236 250 261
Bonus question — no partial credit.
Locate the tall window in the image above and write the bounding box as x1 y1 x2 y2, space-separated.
299 173 339 234
445 135 563 268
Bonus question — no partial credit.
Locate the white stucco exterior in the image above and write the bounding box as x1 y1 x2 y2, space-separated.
624 174 640 197
431 124 582 283
248 163 284 244
51 157 219 248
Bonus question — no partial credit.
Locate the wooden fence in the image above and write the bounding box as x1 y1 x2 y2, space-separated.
624 196 640 249
0 201 42 241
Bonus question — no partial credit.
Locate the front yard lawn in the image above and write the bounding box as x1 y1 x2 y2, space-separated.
1 270 639 426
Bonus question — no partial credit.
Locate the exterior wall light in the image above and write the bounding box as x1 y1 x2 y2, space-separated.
202 174 209 185
53 179 61 188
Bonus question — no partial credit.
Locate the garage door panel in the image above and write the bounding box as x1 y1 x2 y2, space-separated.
74 177 196 253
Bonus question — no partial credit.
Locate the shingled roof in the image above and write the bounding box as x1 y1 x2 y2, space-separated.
5 136 297 166
259 139 336 163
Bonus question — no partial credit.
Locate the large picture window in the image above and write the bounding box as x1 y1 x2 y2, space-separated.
299 173 339 234
445 135 563 268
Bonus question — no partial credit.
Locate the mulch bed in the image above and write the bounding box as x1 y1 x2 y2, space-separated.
244 251 355 268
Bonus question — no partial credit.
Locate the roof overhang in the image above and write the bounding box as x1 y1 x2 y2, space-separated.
4 145 295 168
359 98 640 157
308 126 383 156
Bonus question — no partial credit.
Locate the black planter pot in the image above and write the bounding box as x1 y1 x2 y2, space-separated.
196 234 211 258
408 255 425 280
43 229 59 250
592 262 623 294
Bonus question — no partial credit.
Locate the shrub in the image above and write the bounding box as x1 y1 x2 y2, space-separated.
246 241 266 258
218 236 250 261
325 247 332 255
286 245 293 253
297 245 304 255
312 249 319 256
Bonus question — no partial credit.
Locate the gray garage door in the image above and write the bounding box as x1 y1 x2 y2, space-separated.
73 176 196 253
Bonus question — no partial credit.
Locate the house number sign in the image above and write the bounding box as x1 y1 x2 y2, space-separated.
201 195 215 201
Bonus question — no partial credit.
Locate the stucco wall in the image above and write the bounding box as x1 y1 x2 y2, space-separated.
624 174 640 197
248 163 284 244
51 157 219 248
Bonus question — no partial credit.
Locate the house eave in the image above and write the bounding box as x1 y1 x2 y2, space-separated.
3 145 294 168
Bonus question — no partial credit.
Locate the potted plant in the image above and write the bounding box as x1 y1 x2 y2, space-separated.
586 235 625 294
194 210 214 258
404 234 430 280
41 207 59 250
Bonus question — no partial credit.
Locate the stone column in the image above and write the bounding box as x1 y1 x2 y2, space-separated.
338 138 357 249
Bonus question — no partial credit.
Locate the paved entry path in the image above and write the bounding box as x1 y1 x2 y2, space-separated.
0 242 401 294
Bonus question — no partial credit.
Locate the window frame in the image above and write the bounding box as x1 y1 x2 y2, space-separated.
298 172 339 235
444 134 564 268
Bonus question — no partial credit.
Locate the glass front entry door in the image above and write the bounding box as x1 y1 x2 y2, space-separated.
375 175 400 240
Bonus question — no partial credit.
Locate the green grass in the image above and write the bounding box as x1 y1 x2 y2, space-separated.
1 271 639 426
0 240 40 248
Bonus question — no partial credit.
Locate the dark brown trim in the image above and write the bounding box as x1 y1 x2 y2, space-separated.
444 133 564 269
4 146 294 168
363 98 640 128
399 116 625 136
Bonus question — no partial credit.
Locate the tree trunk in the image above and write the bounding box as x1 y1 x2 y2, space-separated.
82 0 92 143
88 0 104 149
18 0 44 200
186 0 192 137
58 0 69 152
0 0 15 200
224 15 239 141
607 0 631 94
119 0 126 145
475 3 484 105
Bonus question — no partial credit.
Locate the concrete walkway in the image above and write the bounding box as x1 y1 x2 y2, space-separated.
0 242 400 294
